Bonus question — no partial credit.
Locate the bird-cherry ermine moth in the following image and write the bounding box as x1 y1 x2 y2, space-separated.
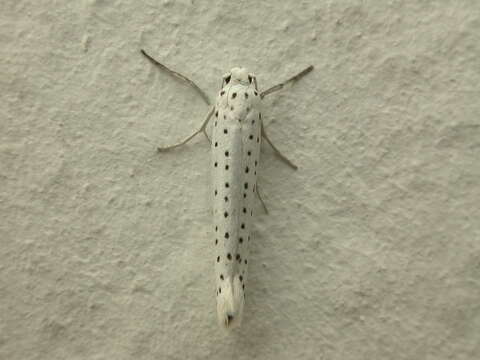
141 49 313 329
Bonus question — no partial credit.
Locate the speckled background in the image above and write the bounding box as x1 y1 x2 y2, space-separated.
1 1 479 359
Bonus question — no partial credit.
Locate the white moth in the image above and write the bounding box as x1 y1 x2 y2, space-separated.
141 49 313 329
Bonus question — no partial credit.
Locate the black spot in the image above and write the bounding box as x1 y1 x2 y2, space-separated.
224 196 228 202
219 287 222 293
224 129 228 134
215 110 218 117
214 190 217 196
248 236 250 242
255 160 258 167
225 151 229 157
243 207 247 213
224 211 228 218
259 113 262 119
247 151 251 156
225 164 229 170
252 119 255 125
244 182 248 189
241 223 245 229
242 284 245 290
245 166 249 173
249 134 253 140
220 90 225 96
257 137 259 143
214 162 218 167
214 142 218 147
245 92 249 99
248 75 253 83
232 92 237 99
225 182 229 188
230 106 234 111
217 256 220 262
225 232 229 239
215 239 218 245
223 114 226 120
227 253 232 260
239 237 243 244
250 210 253 216
220 274 224 280
246 107 250 113
243 193 247 198
215 226 218 232
224 75 231 84
239 275 243 282
254 171 257 175
254 90 258 96
236 254 241 262
244 259 248 264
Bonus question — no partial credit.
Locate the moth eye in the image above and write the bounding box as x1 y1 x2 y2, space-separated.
248 75 253 83
224 75 231 84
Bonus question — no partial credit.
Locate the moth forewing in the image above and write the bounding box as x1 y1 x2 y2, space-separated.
212 68 261 329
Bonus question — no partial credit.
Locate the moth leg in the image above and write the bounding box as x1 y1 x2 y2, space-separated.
203 130 211 144
261 122 298 170
260 65 314 98
157 107 214 152
255 184 269 214
141 49 211 105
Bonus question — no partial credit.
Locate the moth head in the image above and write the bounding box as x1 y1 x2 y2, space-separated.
223 67 255 87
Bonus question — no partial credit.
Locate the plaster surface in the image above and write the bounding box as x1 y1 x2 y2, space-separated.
1 1 479 359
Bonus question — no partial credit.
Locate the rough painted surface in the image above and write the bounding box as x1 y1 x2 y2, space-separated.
1 1 479 359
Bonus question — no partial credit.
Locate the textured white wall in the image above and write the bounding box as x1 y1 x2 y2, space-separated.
1 1 479 359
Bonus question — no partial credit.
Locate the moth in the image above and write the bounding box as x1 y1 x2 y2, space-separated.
141 49 313 329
